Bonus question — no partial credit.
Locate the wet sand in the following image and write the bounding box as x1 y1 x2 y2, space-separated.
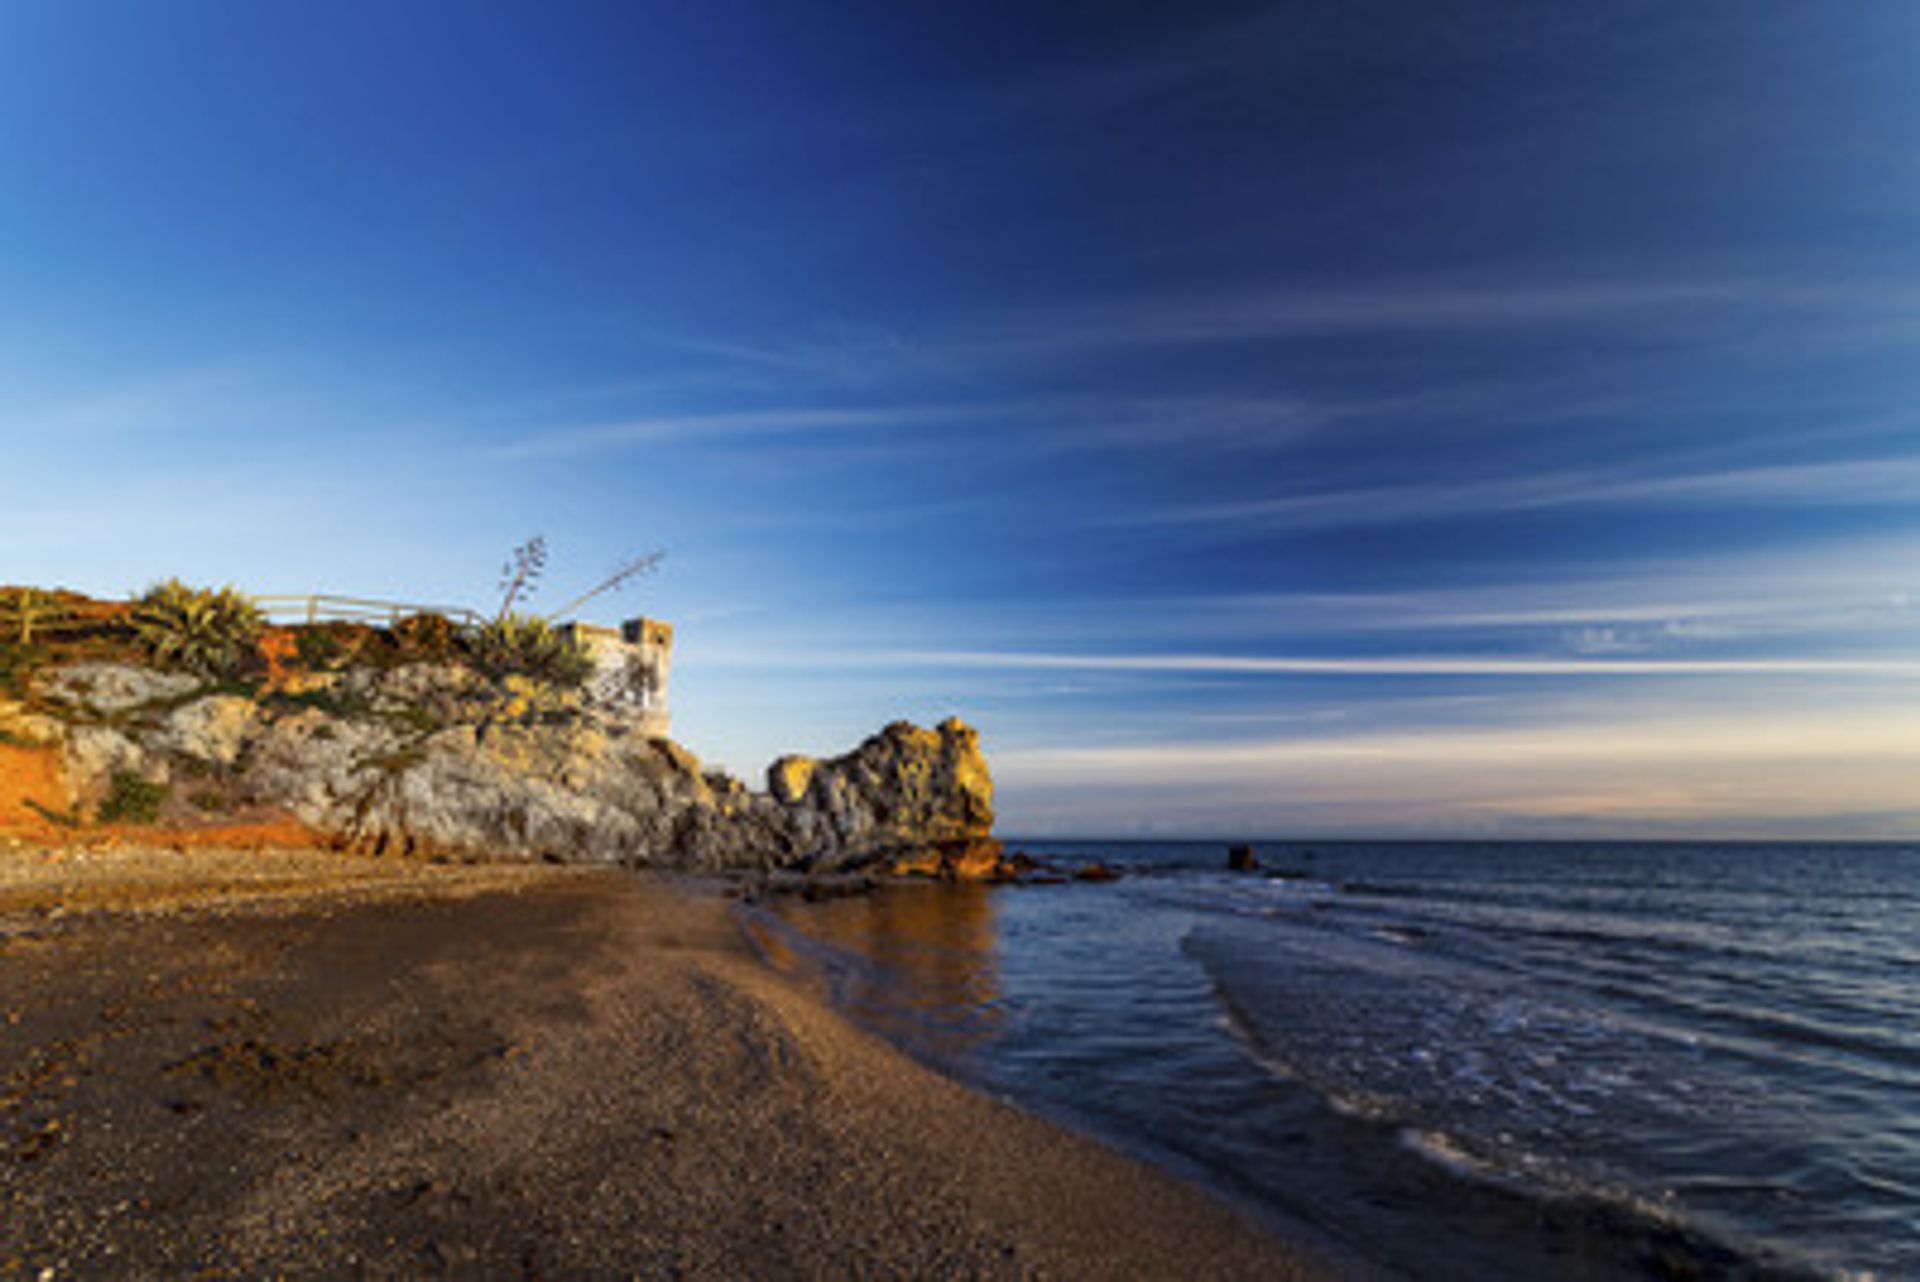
1 847 1342 1278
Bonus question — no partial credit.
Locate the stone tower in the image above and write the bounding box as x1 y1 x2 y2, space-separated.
558 616 673 737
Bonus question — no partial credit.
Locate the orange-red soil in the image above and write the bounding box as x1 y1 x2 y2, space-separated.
0 742 322 851
0 745 72 842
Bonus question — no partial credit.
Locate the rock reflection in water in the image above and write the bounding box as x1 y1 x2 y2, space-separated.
765 883 1003 1068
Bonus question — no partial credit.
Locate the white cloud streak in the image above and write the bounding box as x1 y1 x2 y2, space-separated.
691 640 1920 679
492 405 997 457
954 276 1920 361
1002 711 1920 778
1123 454 1920 533
881 650 1920 678
1172 536 1920 643
492 392 1350 460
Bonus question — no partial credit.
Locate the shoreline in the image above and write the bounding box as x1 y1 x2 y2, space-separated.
2 845 1348 1278
744 855 1826 1282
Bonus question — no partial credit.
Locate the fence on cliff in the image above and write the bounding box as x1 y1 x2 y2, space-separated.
0 595 125 641
248 594 488 630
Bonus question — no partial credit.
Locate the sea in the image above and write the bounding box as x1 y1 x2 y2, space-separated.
743 841 1920 1280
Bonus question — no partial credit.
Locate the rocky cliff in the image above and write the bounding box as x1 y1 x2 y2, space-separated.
0 661 993 872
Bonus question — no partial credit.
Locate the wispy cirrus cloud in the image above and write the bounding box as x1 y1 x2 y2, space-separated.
1001 704 1920 779
663 271 1920 392
492 392 1349 460
667 334 959 388
673 531 1920 684
492 404 1000 458
695 645 1920 679
1174 533 1920 640
949 275 1920 362
887 650 1920 678
1119 453 1920 533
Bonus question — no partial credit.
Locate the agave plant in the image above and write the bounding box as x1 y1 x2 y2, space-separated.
132 579 263 677
467 612 593 687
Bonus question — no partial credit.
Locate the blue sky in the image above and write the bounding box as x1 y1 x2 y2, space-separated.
7 2 1920 836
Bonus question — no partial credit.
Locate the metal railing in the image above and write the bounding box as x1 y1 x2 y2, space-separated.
249 594 488 629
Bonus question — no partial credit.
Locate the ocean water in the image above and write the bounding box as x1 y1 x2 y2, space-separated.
746 842 1920 1280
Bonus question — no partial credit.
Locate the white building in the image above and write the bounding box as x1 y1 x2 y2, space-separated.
560 616 673 737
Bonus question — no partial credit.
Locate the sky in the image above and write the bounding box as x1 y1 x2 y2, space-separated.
6 2 1920 838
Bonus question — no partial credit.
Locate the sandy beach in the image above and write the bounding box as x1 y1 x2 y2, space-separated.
1 846 1343 1278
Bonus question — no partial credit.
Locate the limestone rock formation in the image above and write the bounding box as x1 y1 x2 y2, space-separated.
767 755 815 806
17 662 993 873
764 719 994 866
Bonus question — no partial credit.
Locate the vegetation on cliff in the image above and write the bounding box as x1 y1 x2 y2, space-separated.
0 581 592 695
131 580 264 678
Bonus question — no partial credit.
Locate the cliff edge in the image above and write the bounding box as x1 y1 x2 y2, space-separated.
0 660 993 872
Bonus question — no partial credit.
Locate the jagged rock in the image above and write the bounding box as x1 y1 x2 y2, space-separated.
0 699 62 747
890 839 1008 880
703 770 747 808
1228 844 1260 872
34 663 199 717
243 707 404 824
768 755 815 805
159 696 258 767
63 725 155 800
774 719 994 868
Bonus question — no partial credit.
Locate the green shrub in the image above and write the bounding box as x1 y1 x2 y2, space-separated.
391 612 456 661
468 614 593 688
294 626 344 669
98 770 167 824
132 580 263 677
293 621 382 670
188 789 234 814
0 641 47 697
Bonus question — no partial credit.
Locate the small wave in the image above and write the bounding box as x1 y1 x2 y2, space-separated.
1205 963 1419 1130
1397 1125 1652 1214
1368 924 1431 947
1391 1129 1808 1280
1338 879 1426 898
1399 1127 1517 1187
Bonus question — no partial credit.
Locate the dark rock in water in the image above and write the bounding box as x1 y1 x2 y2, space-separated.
753 871 880 902
889 838 1006 881
1267 868 1308 881
1073 862 1122 883
798 875 879 905
1227 844 1260 872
